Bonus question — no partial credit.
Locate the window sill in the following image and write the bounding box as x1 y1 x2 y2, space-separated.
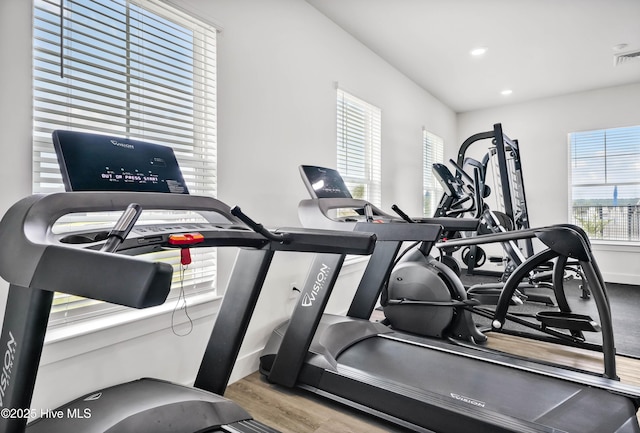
590 240 640 252
40 256 369 366
41 291 222 366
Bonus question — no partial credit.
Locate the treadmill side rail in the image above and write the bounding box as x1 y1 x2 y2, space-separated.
26 378 251 433
0 286 53 433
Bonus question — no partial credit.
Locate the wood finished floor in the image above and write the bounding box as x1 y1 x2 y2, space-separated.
225 372 410 433
225 333 640 433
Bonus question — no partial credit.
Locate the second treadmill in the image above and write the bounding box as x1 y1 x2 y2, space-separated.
260 165 640 433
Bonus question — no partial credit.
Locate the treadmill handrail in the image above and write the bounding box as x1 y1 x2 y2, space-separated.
0 192 240 300
299 198 479 234
0 193 176 308
313 197 389 217
0 192 377 295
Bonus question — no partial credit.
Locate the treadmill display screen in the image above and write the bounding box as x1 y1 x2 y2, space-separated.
52 130 189 194
299 165 352 199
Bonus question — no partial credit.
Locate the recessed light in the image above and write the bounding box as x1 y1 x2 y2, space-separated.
470 47 488 56
501 89 513 96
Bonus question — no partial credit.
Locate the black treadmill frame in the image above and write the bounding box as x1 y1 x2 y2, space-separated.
0 192 376 433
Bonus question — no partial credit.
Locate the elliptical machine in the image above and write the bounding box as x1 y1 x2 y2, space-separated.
384 159 599 349
383 213 604 362
381 240 484 340
380 159 512 339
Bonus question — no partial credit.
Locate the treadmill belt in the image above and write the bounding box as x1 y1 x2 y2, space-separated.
334 336 637 433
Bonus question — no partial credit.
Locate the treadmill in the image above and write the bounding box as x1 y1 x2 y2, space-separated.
0 133 376 433
259 165 640 433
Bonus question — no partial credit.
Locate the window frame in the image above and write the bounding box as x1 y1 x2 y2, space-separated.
568 125 640 244
336 88 382 206
32 0 219 327
422 128 444 217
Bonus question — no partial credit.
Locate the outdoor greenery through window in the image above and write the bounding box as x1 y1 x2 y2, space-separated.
423 129 444 216
337 89 382 206
33 0 218 325
569 125 640 242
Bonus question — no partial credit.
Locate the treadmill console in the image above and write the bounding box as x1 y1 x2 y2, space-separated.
299 165 353 199
53 130 189 194
50 130 250 251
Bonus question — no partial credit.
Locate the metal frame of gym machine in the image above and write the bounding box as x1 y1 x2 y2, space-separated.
446 123 533 275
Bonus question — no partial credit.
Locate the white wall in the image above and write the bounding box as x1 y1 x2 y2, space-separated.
172 0 456 223
0 0 455 414
0 0 33 318
174 0 456 382
457 83 640 284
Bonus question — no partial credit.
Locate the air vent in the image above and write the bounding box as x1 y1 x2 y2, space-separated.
613 49 640 66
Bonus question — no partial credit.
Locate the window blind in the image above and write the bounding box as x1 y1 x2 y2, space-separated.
570 125 640 241
337 89 382 206
423 129 444 216
33 0 218 326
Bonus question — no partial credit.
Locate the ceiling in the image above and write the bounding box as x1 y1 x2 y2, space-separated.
305 0 640 113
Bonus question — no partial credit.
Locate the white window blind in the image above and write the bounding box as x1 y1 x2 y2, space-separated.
569 125 640 242
337 89 382 206
33 0 218 326
423 129 444 216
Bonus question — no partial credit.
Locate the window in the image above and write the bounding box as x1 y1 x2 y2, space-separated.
33 0 218 325
336 89 382 206
569 125 640 242
423 129 444 216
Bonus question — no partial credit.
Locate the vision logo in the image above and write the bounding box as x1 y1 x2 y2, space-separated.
301 263 330 307
450 393 486 408
84 392 102 401
110 139 134 149
0 332 17 407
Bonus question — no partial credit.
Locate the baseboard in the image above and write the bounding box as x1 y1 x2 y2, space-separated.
601 272 640 286
229 347 263 384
